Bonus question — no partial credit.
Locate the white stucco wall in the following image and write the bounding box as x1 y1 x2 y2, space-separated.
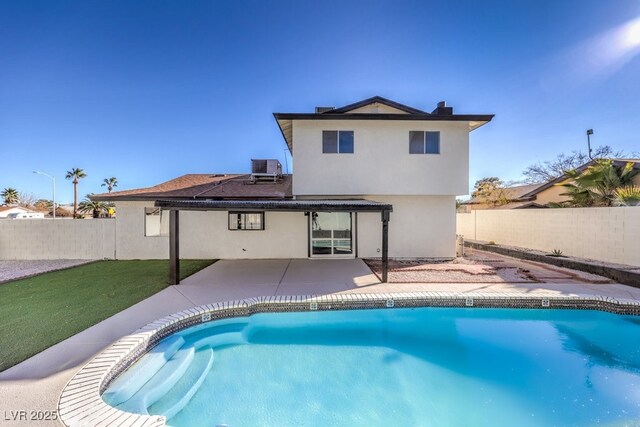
114 197 456 260
357 195 456 258
0 219 115 260
456 208 640 266
292 120 470 196
114 201 308 260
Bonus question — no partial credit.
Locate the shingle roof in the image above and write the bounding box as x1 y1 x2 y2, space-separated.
91 174 292 201
463 183 543 205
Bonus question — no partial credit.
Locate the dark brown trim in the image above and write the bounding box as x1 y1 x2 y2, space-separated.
354 212 358 258
169 210 180 285
155 199 393 213
273 112 494 122
381 210 390 283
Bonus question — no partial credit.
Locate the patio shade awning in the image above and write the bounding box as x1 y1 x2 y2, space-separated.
156 198 393 285
154 198 393 213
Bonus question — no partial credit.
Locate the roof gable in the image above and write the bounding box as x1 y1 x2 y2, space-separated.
328 96 428 115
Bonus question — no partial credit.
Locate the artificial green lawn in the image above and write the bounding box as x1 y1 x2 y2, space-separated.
0 259 215 372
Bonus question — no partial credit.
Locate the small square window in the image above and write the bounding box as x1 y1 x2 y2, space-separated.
322 131 338 153
409 131 425 154
409 131 440 154
323 130 354 153
425 132 440 154
228 212 265 230
338 131 354 153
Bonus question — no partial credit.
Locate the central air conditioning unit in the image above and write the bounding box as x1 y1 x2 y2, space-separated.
250 159 282 183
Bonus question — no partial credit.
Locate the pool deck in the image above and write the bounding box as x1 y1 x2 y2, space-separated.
2 250 640 426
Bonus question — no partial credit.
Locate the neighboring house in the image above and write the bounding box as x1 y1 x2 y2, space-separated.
459 183 546 212
518 158 640 206
92 96 493 281
461 158 640 211
7 211 46 219
0 206 34 218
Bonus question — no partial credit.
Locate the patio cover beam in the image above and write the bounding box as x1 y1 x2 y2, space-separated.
169 210 179 285
158 198 393 284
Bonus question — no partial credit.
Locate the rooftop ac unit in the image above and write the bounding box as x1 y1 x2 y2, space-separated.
250 159 282 183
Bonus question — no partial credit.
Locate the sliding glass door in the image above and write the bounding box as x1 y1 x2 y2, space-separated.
310 212 353 257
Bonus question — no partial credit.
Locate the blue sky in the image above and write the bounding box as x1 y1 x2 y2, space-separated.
1 0 639 203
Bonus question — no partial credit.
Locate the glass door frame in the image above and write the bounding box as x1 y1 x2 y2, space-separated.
308 211 356 259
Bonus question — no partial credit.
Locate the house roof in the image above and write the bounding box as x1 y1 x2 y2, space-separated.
519 158 640 199
491 201 547 210
328 96 429 114
274 96 494 152
463 183 543 205
90 174 293 201
0 205 30 213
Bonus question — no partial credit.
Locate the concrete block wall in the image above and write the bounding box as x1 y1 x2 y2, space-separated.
456 207 640 267
0 219 116 260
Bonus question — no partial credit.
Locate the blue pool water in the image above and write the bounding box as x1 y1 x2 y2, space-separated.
102 308 640 426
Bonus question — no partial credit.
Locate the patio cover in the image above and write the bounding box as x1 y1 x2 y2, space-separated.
154 199 393 285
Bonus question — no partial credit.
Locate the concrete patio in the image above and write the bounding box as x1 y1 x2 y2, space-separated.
2 253 640 426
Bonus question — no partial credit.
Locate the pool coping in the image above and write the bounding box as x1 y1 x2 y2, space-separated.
58 292 640 427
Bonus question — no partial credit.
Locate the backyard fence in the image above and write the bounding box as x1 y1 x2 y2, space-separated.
0 219 116 260
457 207 640 267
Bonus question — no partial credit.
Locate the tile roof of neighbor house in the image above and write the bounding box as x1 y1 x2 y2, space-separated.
90 174 293 201
464 183 543 205
274 95 495 152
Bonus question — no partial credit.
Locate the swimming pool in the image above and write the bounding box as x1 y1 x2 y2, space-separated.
100 305 640 426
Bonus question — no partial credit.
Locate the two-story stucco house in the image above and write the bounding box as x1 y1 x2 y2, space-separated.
92 96 493 283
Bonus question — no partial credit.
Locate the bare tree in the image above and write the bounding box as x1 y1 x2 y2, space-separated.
522 146 626 184
18 192 38 208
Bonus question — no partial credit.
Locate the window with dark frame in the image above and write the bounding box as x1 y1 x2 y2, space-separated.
228 212 265 230
323 130 354 153
409 131 440 154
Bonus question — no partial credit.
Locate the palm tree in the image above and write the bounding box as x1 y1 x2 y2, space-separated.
101 177 118 193
559 160 638 207
65 168 87 218
78 196 107 218
1 187 19 205
615 186 640 206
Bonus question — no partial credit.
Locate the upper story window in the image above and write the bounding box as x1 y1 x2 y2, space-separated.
228 212 265 230
323 130 354 153
409 131 440 154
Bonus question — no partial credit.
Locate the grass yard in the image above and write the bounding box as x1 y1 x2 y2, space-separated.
0 259 215 372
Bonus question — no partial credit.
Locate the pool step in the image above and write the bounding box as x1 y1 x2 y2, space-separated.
191 331 247 349
148 346 214 420
114 346 196 414
102 335 185 406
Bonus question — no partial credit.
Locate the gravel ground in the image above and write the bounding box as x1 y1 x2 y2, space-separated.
0 260 97 283
364 249 615 284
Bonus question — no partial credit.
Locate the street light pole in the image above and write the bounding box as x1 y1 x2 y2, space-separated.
33 171 56 219
586 129 594 160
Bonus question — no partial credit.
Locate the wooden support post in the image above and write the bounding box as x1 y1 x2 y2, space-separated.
381 210 389 283
169 209 180 285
